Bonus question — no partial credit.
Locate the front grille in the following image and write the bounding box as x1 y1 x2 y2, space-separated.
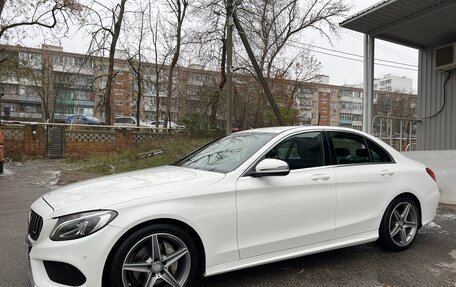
28 210 43 241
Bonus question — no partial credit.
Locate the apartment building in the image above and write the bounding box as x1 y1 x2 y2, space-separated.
0 44 416 129
374 74 413 93
0 45 95 122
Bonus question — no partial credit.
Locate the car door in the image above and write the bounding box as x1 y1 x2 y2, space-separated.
326 131 399 238
236 131 336 258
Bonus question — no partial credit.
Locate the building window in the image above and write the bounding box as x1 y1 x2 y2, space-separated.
73 90 90 100
114 100 124 106
3 104 16 112
116 79 124 85
5 84 17 95
115 89 124 96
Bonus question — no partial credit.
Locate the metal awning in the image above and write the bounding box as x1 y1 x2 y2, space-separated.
340 0 456 48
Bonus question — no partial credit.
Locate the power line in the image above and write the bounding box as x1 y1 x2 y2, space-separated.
295 47 418 72
345 31 418 63
307 43 417 68
289 40 418 69
286 41 417 71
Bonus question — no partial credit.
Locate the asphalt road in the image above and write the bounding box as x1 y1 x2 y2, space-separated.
1 160 455 287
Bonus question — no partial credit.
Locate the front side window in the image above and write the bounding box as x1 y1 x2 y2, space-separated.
176 132 276 173
328 131 370 164
266 132 324 170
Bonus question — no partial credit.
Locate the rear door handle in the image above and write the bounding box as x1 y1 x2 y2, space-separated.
311 173 330 181
380 170 394 177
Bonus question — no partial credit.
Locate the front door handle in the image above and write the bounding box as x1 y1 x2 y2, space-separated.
380 170 394 177
311 173 330 181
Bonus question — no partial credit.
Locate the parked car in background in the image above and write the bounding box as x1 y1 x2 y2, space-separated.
150 120 185 130
26 126 439 287
0 127 3 173
66 115 102 125
114 116 148 127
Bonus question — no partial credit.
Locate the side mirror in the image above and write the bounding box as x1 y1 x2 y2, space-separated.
253 158 290 177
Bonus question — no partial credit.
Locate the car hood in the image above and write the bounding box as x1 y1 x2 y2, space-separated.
42 165 225 217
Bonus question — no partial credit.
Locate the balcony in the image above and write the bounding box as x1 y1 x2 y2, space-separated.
339 119 352 125
340 96 363 103
340 108 363 115
8 111 42 120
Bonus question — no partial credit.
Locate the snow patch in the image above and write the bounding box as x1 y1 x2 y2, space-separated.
426 222 441 229
438 213 456 220
36 170 61 189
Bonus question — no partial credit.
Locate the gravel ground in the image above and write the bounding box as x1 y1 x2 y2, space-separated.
0 160 455 287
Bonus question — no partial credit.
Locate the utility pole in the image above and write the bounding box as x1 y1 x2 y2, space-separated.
232 9 285 126
226 0 234 135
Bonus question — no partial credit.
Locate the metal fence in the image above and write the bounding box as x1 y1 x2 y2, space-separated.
372 115 419 151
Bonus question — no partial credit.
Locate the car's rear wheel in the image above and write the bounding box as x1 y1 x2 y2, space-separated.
107 224 199 287
379 196 419 251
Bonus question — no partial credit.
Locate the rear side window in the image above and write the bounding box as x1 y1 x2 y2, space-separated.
366 139 393 163
265 132 324 170
328 132 394 165
328 131 370 164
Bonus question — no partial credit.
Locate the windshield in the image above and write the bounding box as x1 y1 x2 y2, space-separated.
176 132 276 173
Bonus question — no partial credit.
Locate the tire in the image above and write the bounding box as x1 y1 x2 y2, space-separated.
106 224 199 287
379 196 419 252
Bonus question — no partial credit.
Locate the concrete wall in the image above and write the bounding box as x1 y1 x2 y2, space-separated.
417 47 456 150
403 150 456 205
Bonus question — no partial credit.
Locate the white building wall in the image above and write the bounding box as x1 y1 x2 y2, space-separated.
374 74 413 93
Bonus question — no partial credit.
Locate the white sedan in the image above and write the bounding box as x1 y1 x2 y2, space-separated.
26 126 439 287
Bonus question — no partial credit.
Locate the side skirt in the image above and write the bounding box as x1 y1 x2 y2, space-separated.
204 230 378 277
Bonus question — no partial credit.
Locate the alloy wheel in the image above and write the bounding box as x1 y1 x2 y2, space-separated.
121 233 191 287
388 202 418 247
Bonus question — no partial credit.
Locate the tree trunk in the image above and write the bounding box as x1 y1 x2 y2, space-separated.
104 0 127 125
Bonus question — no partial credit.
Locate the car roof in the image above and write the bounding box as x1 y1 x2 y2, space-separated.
236 126 365 135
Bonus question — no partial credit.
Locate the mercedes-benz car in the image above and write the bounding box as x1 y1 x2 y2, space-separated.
26 126 439 287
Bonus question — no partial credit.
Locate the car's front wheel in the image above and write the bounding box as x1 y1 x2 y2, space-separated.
379 196 419 251
106 224 199 287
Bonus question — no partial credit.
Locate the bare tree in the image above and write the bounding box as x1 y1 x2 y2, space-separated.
0 0 82 63
232 0 349 126
189 0 227 128
149 6 174 126
163 0 190 128
86 0 127 125
122 2 147 127
238 0 348 79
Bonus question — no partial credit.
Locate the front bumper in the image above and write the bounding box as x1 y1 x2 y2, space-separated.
27 197 123 287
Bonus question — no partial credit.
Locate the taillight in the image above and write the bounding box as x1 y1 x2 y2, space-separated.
426 168 437 182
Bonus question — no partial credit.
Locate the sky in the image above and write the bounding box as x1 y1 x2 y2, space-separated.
308 0 419 89
47 0 420 90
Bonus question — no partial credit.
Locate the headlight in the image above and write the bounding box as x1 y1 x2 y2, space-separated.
50 210 117 241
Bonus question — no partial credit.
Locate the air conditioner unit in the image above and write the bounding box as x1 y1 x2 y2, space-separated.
435 43 456 71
